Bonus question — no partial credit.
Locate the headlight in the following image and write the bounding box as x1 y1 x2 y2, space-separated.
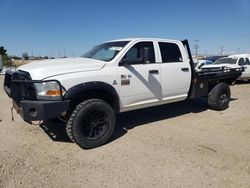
34 81 65 99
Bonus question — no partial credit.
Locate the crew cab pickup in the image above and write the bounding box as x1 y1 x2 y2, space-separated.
3 38 243 149
202 54 250 81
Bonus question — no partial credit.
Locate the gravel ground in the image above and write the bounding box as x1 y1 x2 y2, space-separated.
0 75 249 188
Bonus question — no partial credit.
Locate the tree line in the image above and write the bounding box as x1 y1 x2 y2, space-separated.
0 46 33 66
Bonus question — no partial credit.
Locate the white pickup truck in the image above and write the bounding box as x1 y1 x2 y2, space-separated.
202 54 250 81
3 38 243 149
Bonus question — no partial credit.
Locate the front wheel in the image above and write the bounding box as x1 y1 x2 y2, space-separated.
66 99 116 149
208 83 231 111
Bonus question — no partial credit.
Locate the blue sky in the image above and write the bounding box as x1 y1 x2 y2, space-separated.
0 0 250 57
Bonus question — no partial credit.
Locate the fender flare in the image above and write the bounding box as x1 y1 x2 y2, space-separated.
64 81 120 113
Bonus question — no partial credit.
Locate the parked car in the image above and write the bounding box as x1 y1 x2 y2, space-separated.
202 54 250 81
194 59 213 71
3 38 243 149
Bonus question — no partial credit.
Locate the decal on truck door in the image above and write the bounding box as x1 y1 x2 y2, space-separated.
121 74 126 79
120 74 131 86
121 79 130 86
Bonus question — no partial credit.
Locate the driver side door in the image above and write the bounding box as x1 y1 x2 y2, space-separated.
117 42 161 111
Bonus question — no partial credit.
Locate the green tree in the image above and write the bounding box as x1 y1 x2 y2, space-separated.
0 46 7 56
0 46 9 66
22 52 29 60
3 55 9 66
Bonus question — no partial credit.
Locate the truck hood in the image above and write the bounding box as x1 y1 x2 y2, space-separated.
18 57 105 80
202 64 241 69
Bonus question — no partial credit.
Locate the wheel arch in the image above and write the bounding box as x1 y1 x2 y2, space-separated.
64 81 120 114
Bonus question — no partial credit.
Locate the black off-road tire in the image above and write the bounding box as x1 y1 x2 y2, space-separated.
66 99 116 149
208 83 231 111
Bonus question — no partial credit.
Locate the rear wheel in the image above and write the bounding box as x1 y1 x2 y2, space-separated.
208 83 231 111
66 99 116 149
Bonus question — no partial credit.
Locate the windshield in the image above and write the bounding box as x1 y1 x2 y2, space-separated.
214 58 237 64
82 41 129 61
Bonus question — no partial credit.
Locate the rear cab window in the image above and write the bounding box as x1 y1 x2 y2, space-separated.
245 58 250 65
158 42 183 63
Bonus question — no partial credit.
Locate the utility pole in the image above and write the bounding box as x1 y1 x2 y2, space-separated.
49 48 52 58
219 45 224 55
63 48 66 58
193 40 199 59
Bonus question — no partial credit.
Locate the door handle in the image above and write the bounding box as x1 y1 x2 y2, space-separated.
149 70 159 74
181 68 189 72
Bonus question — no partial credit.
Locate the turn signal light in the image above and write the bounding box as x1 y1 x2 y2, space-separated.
45 90 63 96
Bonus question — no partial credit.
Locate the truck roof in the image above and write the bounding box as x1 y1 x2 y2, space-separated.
228 54 250 58
108 38 181 43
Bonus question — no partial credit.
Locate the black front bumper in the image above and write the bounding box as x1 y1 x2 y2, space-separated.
3 70 70 123
15 100 70 122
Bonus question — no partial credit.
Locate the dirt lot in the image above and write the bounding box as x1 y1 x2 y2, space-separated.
0 75 249 188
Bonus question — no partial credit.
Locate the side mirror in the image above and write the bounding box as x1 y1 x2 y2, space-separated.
141 47 150 64
120 58 131 66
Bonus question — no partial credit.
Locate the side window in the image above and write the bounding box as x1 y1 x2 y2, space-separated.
238 58 246 66
246 58 250 65
159 42 183 63
122 42 155 64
